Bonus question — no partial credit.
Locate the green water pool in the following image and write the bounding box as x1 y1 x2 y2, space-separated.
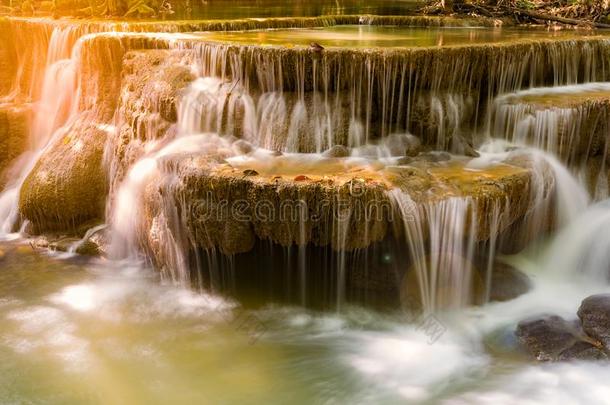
197 25 610 49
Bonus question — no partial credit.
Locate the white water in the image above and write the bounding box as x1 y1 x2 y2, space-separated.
389 191 478 313
476 140 590 227
489 82 610 200
0 26 83 237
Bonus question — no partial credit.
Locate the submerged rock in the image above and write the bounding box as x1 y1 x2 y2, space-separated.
233 140 254 155
418 151 451 163
48 237 81 253
400 254 484 310
381 133 421 157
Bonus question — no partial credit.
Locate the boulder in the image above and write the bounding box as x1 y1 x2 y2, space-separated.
19 122 108 234
486 261 531 302
515 315 583 361
557 341 607 361
578 294 610 349
75 240 101 256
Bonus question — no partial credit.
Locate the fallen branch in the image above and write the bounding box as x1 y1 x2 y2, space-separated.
456 2 495 18
507 7 610 29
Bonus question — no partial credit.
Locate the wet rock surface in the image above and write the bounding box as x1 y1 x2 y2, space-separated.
322 145 350 158
516 315 584 361
485 261 532 302
109 49 195 186
557 341 608 361
140 149 546 261
19 47 195 235
517 294 610 362
19 122 108 234
578 294 610 349
0 103 31 186
0 20 15 97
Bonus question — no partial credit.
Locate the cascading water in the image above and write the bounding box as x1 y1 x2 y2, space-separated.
389 191 479 312
488 83 610 200
544 199 610 281
0 27 81 236
3 12 610 404
0 18 608 310
91 25 610 312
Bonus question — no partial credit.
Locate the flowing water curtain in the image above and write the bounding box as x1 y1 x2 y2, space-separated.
389 191 479 312
0 22 87 234
182 39 610 154
487 85 610 200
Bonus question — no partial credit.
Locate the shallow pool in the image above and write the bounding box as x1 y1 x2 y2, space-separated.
197 25 610 49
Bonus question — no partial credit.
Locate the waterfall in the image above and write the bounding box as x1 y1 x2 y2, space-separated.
2 18 608 311
488 83 610 199
544 199 610 281
389 191 479 312
178 37 610 152
110 134 234 283
0 28 82 236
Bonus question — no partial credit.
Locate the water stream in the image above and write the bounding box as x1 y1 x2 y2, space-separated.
1 11 610 404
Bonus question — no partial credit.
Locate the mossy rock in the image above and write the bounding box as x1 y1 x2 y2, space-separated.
75 240 101 256
141 151 546 260
19 122 108 234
